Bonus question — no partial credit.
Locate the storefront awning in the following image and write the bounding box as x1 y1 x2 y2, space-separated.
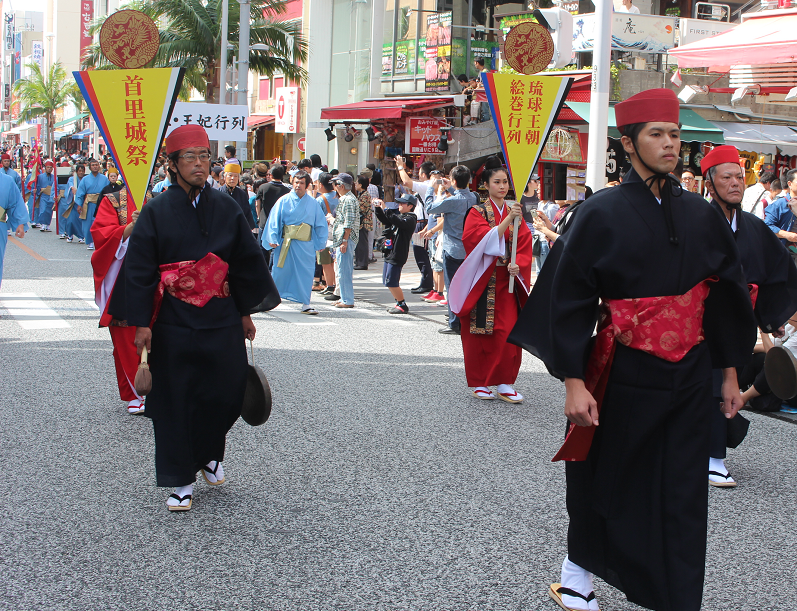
71 128 92 139
53 113 88 129
565 102 725 144
710 121 797 155
248 115 275 129
53 130 69 140
320 98 453 121
668 13 797 69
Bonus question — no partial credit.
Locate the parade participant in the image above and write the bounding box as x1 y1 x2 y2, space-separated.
1 153 22 192
76 159 110 250
90 181 145 415
700 145 797 487
448 158 532 402
221 162 256 229
60 164 86 243
510 89 756 611
264 170 328 315
123 124 272 512
97 167 123 204
0 172 27 286
2 153 22 236
35 160 57 232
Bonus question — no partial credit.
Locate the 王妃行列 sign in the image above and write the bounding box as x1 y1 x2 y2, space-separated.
166 102 249 141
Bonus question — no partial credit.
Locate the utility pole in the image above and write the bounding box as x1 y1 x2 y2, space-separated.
218 0 229 158
586 0 611 192
236 0 250 163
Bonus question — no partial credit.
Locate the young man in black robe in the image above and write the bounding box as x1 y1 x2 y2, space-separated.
510 89 757 611
699 145 797 487
121 124 271 512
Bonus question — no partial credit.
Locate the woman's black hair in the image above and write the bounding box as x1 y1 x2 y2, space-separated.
481 156 508 185
356 175 370 191
310 153 322 168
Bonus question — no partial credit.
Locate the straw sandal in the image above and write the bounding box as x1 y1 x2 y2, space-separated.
166 493 192 512
472 388 496 400
549 583 599 611
202 461 225 486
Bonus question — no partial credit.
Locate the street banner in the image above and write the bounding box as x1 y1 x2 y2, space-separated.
166 102 249 141
73 67 184 210
481 73 573 191
274 87 299 134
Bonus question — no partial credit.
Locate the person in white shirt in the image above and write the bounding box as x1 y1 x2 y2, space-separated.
617 0 640 13
394 155 436 294
742 171 775 219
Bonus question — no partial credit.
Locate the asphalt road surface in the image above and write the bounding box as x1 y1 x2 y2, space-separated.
2 229 795 611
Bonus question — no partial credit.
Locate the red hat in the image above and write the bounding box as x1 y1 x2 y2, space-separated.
165 124 210 155
700 145 742 174
1 153 10 160
615 88 680 133
44 160 54 168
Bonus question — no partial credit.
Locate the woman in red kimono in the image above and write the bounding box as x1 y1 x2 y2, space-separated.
90 183 144 415
454 160 533 402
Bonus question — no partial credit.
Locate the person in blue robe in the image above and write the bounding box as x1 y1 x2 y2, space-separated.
75 159 109 250
35 161 57 231
59 165 86 242
0 172 28 286
2 153 23 236
264 170 328 314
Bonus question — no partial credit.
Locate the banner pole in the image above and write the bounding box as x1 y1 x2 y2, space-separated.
586 0 612 193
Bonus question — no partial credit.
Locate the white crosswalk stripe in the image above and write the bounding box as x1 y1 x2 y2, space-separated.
73 290 99 310
0 292 71 329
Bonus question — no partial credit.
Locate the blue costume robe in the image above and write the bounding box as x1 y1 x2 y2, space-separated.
1 166 23 234
76 172 110 246
60 175 84 239
264 190 328 306
35 171 56 226
0 173 29 285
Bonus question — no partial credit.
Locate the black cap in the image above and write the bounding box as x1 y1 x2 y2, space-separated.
395 193 417 207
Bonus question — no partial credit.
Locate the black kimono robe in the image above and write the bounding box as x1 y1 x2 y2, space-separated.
122 184 272 487
510 169 757 611
709 206 797 458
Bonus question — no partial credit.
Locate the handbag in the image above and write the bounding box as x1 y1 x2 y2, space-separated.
532 234 542 257
322 194 335 248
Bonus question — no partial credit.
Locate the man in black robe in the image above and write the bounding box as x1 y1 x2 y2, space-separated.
120 124 271 512
699 145 797 487
510 89 757 611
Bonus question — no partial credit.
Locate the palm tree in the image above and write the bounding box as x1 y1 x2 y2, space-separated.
66 83 86 116
13 61 72 157
82 0 308 104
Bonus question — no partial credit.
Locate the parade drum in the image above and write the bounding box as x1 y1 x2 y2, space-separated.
764 346 797 400
241 340 272 426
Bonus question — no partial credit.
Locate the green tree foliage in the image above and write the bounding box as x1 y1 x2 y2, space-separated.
13 61 72 157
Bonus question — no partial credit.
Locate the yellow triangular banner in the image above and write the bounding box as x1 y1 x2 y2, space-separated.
73 68 184 209
481 73 573 192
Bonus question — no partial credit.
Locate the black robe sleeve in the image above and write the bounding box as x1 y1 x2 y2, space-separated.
226 201 270 315
737 211 797 333
123 199 162 328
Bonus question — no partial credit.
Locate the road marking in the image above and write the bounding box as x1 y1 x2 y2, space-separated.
265 303 336 326
73 291 99 310
0 292 70 329
8 237 47 261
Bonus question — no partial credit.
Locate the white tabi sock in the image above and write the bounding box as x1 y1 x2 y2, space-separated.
166 484 193 507
561 555 599 611
709 457 728 476
496 384 523 401
203 461 225 484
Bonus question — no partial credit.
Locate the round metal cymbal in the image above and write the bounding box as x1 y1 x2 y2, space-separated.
241 363 272 426
764 346 797 400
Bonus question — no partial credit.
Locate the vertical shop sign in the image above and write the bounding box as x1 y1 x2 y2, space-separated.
424 11 452 93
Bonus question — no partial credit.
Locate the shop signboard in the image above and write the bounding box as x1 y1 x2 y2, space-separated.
573 12 676 53
417 39 426 76
424 11 452 93
167 102 249 141
451 39 499 76
274 86 299 134
395 40 411 75
4 14 14 52
382 44 393 78
81 1 94 61
32 41 43 70
677 18 734 46
405 117 448 155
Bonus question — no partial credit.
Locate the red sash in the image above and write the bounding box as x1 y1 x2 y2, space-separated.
553 278 716 462
150 252 230 327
